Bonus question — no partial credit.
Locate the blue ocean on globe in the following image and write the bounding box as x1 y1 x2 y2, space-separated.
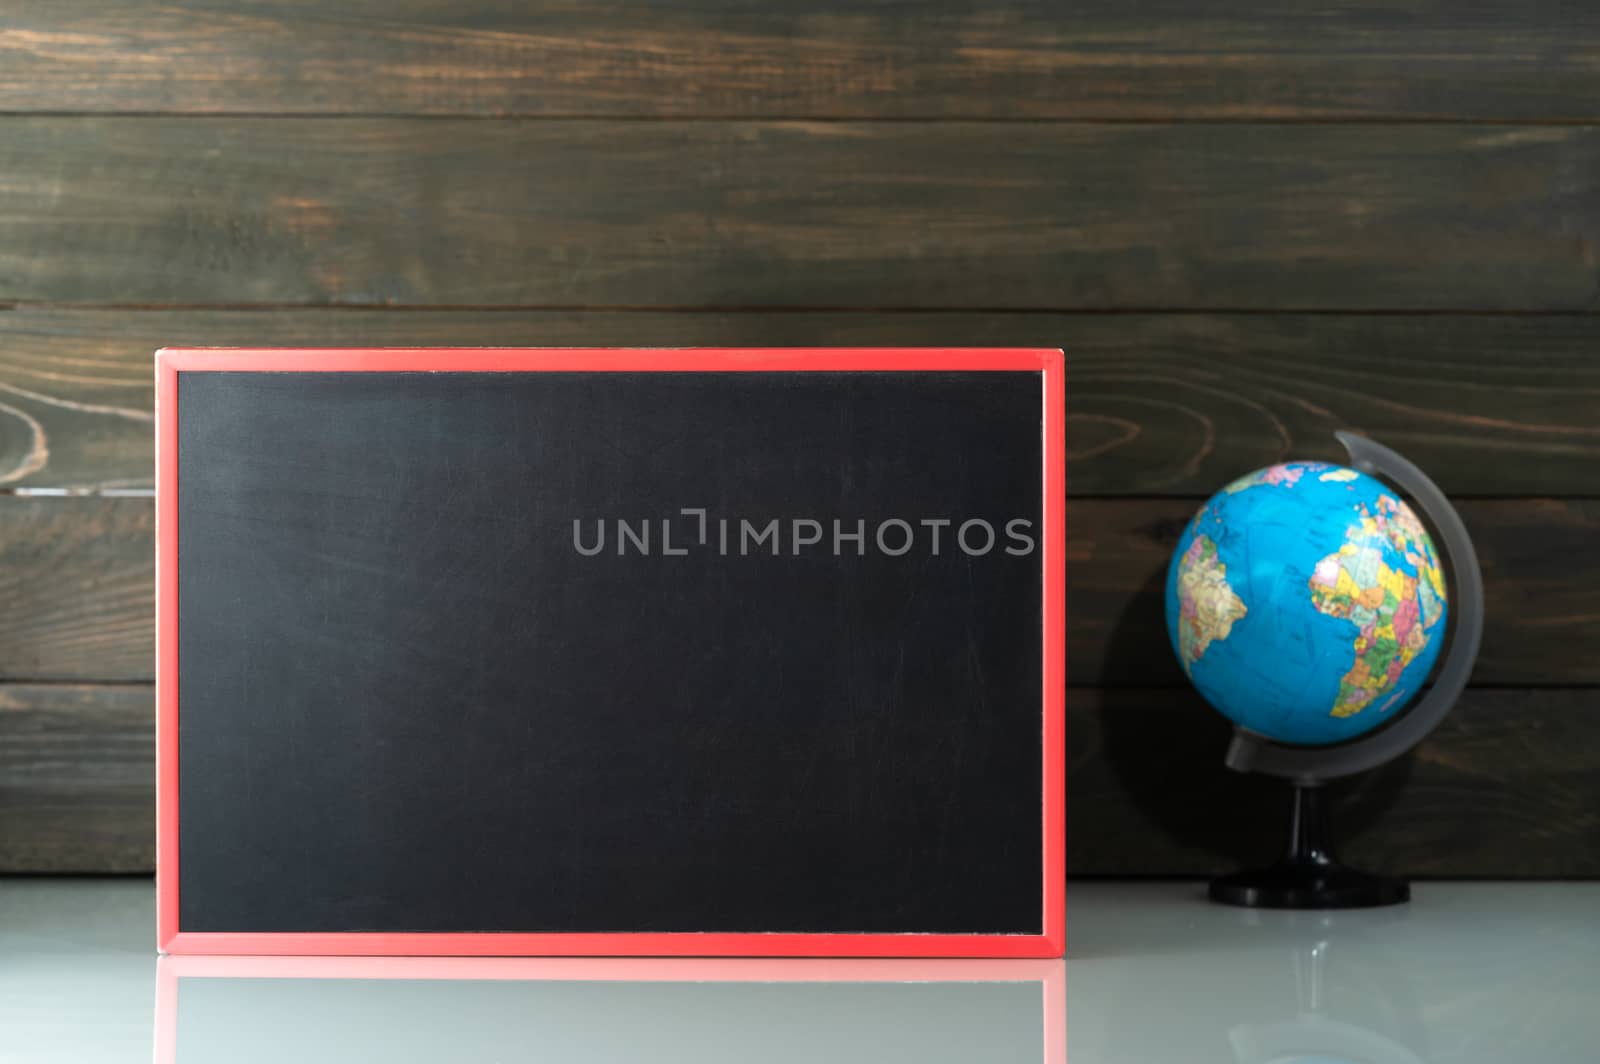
1165 461 1448 747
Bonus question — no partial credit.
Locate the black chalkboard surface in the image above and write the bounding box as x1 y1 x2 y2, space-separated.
156 349 1064 957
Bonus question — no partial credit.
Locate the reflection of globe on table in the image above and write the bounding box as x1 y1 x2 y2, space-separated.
1165 461 1448 747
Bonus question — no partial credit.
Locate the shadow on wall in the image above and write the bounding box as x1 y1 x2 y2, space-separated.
1069 569 1416 877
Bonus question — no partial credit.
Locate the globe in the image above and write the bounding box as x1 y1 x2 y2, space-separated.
1165 461 1448 747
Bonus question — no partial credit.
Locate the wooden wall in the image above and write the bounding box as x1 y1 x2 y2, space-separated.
0 2 1596 876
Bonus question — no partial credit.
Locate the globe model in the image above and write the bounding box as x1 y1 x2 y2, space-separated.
1165 461 1448 746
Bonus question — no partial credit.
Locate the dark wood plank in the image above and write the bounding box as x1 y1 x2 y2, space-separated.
0 308 155 494
1067 687 1600 878
2 120 1598 310
1067 497 1600 689
4 2 1600 120
2 683 1591 874
0 498 152 682
2 495 1590 686
0 684 151 872
5 308 1600 496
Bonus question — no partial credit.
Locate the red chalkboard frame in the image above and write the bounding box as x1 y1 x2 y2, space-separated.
155 347 1065 957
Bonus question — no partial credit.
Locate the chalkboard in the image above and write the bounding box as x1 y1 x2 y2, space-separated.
156 349 1064 956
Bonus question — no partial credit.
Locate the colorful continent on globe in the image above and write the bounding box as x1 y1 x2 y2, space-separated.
1174 535 1248 674
1221 462 1324 494
1308 495 1446 719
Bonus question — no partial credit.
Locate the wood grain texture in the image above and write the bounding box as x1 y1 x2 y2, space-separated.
4 2 1600 120
4 495 1591 687
0 684 151 872
2 120 1598 310
1067 687 1600 878
4 308 1600 496
0 0 1589 887
4 683 1592 875
0 498 152 682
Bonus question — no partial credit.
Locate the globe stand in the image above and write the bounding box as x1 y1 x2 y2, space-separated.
1209 782 1408 909
1209 432 1483 910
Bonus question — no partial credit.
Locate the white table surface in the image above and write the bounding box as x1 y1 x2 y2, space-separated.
1 879 1595 1062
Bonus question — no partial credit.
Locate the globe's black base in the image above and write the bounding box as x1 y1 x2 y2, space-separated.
1210 859 1410 909
1210 781 1412 910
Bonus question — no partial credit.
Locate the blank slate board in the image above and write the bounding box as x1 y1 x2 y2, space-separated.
156 348 1065 957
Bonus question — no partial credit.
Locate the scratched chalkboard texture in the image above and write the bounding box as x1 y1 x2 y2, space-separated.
175 370 1044 934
